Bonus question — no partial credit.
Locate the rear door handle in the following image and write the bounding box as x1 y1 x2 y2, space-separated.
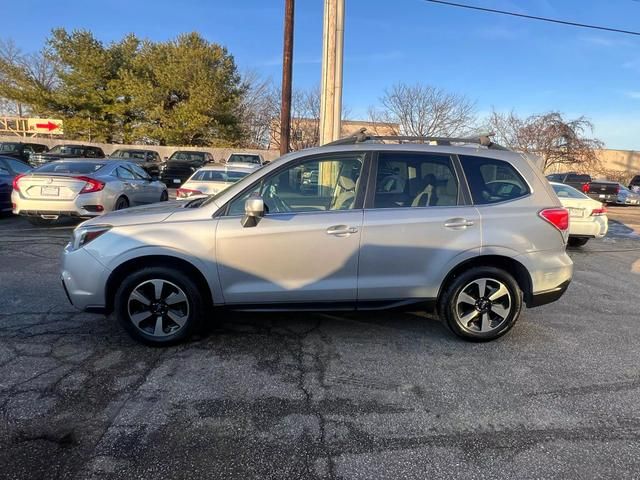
327 225 359 236
444 218 475 228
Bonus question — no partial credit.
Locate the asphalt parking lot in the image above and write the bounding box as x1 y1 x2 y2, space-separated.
1 207 639 480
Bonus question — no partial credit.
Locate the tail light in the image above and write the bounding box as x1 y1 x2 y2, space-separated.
76 176 105 194
177 188 203 198
591 206 607 216
539 208 569 231
12 173 26 192
615 185 620 194
581 183 590 193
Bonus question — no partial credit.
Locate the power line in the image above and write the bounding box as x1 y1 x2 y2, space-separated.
424 0 640 36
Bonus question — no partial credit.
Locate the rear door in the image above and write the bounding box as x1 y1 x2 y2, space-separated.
358 151 481 303
114 166 141 204
128 162 158 203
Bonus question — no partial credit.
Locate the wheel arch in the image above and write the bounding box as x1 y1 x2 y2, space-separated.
104 255 214 314
437 255 533 309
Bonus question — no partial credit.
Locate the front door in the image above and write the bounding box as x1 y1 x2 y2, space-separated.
215 152 367 305
357 151 481 302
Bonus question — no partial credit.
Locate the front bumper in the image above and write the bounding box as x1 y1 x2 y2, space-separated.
60 245 110 311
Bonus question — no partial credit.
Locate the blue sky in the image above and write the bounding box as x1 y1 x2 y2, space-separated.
2 0 640 149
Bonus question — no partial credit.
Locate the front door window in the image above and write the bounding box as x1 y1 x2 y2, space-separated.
226 154 364 216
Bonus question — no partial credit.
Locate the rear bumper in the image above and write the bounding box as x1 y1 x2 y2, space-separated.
12 190 104 218
528 280 571 308
587 193 617 203
569 216 608 239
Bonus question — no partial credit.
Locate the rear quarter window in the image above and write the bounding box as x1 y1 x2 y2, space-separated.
460 156 530 205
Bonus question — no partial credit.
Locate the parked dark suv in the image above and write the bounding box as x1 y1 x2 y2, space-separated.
0 142 48 163
30 144 105 167
110 149 162 176
159 150 214 186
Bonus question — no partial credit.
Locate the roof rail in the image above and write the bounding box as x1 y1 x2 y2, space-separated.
324 128 510 151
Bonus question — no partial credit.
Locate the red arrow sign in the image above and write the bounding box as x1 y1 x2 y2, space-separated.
35 121 60 131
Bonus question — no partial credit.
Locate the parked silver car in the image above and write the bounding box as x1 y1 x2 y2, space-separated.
61 134 573 345
13 159 168 224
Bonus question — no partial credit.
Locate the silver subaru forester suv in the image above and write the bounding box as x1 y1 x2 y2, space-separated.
61 133 573 345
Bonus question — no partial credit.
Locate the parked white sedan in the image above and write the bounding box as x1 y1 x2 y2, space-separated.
551 182 608 247
12 159 168 225
176 165 254 200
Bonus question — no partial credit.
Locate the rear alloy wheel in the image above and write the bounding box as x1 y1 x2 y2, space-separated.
114 267 203 345
440 267 522 342
160 190 169 202
568 237 589 247
114 196 129 211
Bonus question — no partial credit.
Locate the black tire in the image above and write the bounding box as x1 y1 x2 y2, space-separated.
160 190 169 202
439 266 523 342
114 266 204 346
27 217 57 226
568 237 589 247
114 196 129 211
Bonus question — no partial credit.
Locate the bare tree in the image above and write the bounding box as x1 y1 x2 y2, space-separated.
268 85 324 151
238 71 278 148
485 110 603 172
0 39 57 117
369 83 476 137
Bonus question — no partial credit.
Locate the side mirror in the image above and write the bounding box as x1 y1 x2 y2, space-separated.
241 195 265 228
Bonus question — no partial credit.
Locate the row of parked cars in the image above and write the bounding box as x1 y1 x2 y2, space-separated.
0 141 270 224
545 171 640 247
0 140 268 184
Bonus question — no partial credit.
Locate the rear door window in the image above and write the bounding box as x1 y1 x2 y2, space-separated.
373 152 459 208
460 156 530 205
566 174 590 183
116 166 136 180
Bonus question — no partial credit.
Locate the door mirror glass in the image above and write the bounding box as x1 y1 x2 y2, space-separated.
241 195 265 227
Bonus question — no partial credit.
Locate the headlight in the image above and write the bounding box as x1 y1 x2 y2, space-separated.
69 225 111 251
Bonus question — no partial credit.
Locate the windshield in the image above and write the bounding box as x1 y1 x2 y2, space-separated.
0 143 19 153
169 151 205 162
48 145 85 155
111 150 147 160
35 161 106 174
227 154 260 164
191 169 249 182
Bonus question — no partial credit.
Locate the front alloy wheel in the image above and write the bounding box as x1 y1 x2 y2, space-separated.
128 279 190 338
114 266 204 345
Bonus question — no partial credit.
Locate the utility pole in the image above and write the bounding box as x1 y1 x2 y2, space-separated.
279 0 295 155
319 0 345 145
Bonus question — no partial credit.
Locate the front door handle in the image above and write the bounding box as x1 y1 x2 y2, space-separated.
327 225 359 236
444 218 475 229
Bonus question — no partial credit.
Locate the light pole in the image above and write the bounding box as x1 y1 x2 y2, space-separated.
319 0 345 145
